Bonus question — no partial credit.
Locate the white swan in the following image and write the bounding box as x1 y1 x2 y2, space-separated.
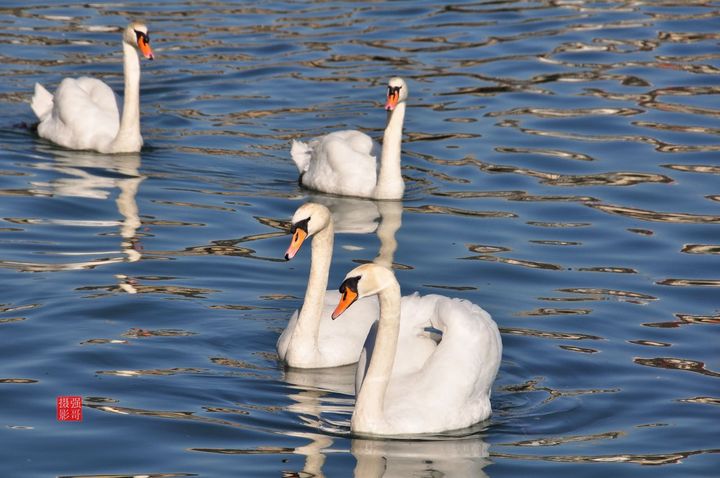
31 22 154 153
332 263 502 435
277 202 436 370
291 77 408 200
277 202 380 368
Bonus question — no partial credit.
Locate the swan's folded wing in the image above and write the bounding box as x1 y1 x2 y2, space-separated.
333 130 375 157
76 77 120 117
276 308 300 361
422 296 502 400
303 133 377 197
382 296 502 431
41 77 120 150
291 139 312 173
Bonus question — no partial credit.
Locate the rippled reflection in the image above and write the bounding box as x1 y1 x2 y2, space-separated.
502 377 617 405
492 447 720 466
634 357 720 378
590 203 720 223
0 148 143 273
352 436 490 478
643 313 720 328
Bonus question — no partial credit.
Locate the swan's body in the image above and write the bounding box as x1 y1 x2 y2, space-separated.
277 203 435 370
333 264 502 436
291 78 407 200
31 22 154 153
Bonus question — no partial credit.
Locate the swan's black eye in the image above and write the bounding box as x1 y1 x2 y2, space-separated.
338 276 361 294
388 86 401 95
134 30 149 43
290 217 310 235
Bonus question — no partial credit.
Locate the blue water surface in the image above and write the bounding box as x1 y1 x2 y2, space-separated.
1 1 719 477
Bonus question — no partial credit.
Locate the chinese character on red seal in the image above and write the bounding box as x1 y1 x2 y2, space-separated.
57 396 82 421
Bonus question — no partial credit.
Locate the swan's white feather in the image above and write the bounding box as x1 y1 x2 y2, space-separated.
31 83 53 120
290 139 312 173
296 130 378 198
277 292 380 367
35 77 120 151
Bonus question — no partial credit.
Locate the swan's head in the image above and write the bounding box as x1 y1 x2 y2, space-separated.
124 22 154 60
332 263 398 319
284 202 332 260
385 77 408 111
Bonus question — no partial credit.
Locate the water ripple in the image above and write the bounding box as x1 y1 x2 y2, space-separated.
2 1 719 476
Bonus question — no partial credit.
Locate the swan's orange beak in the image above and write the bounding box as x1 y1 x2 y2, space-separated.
138 35 154 60
332 288 358 320
385 89 399 111
285 228 308 260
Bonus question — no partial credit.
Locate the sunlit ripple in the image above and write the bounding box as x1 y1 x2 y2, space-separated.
491 447 720 466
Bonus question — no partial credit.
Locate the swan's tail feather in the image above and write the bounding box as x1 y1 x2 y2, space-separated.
290 139 312 174
31 83 53 120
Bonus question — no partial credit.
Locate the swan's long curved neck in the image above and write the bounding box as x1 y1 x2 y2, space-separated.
373 103 406 200
352 281 401 431
107 42 142 153
291 223 334 357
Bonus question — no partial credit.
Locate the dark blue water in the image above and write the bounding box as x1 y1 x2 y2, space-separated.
1 1 719 476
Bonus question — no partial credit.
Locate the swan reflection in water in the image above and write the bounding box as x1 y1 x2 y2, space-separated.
285 427 490 477
307 195 402 269
351 435 490 478
283 371 490 478
16 147 145 278
284 366 491 478
283 365 355 478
